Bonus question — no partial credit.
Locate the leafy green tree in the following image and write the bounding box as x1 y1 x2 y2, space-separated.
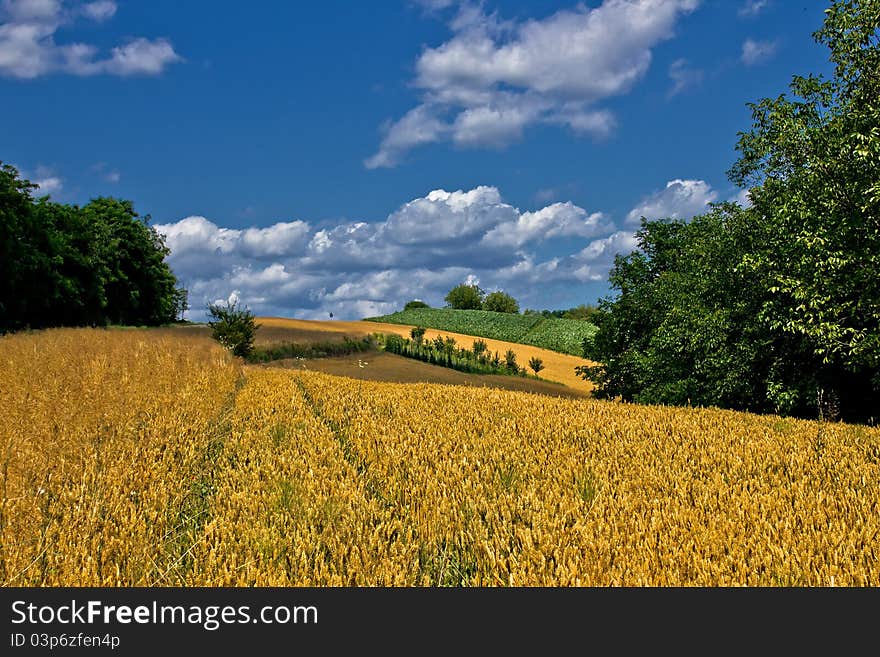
580 1 880 422
483 290 519 314
0 162 185 333
207 300 260 358
504 349 519 373
727 0 880 377
83 197 181 326
444 283 484 310
404 299 430 310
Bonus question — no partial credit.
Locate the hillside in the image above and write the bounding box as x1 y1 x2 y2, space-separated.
364 308 598 356
255 317 594 393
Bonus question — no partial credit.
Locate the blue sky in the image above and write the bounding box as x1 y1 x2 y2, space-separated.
2 0 833 319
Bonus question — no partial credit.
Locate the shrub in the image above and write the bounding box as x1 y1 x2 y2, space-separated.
207 300 259 359
504 349 519 373
410 326 427 345
528 357 545 376
404 300 430 310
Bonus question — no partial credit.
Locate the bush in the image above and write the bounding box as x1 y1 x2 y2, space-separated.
504 349 519 373
410 326 427 345
404 300 430 310
483 291 519 314
444 283 484 310
528 356 545 375
207 300 259 358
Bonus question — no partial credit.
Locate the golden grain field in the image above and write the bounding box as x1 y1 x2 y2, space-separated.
2 328 878 586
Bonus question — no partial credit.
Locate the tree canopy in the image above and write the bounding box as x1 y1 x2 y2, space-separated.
0 162 186 333
581 0 880 424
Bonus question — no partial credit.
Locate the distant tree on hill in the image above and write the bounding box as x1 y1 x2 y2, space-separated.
445 283 484 310
404 299 430 310
483 290 519 314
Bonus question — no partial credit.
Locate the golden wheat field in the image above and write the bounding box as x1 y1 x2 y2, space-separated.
1 328 878 586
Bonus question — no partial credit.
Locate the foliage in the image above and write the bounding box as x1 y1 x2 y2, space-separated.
504 349 520 373
379 332 530 378
207 300 260 359
524 304 600 322
404 300 430 310
247 335 377 363
582 0 880 423
528 356 545 375
444 283 484 310
365 308 598 356
483 290 520 314
410 325 426 344
0 162 185 333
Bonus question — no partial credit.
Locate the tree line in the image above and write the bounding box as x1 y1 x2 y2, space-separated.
581 0 879 424
0 163 186 334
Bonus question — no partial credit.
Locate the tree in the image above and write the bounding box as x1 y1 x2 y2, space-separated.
83 197 181 326
410 326 426 345
0 163 185 333
472 338 488 357
444 283 484 310
207 300 260 359
724 0 880 417
404 299 430 310
504 349 519 373
528 356 545 376
483 290 519 314
579 1 880 423
562 304 600 322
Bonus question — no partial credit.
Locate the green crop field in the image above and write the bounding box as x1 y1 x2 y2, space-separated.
364 308 598 356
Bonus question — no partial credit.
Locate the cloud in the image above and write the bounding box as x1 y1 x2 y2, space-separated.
625 178 717 224
667 58 703 97
367 0 700 167
740 38 777 66
738 1 768 18
0 0 180 78
155 185 644 321
80 0 115 22
481 202 611 249
91 161 120 183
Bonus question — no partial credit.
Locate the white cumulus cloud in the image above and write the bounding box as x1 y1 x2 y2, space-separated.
0 0 180 78
156 185 644 321
366 0 700 167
